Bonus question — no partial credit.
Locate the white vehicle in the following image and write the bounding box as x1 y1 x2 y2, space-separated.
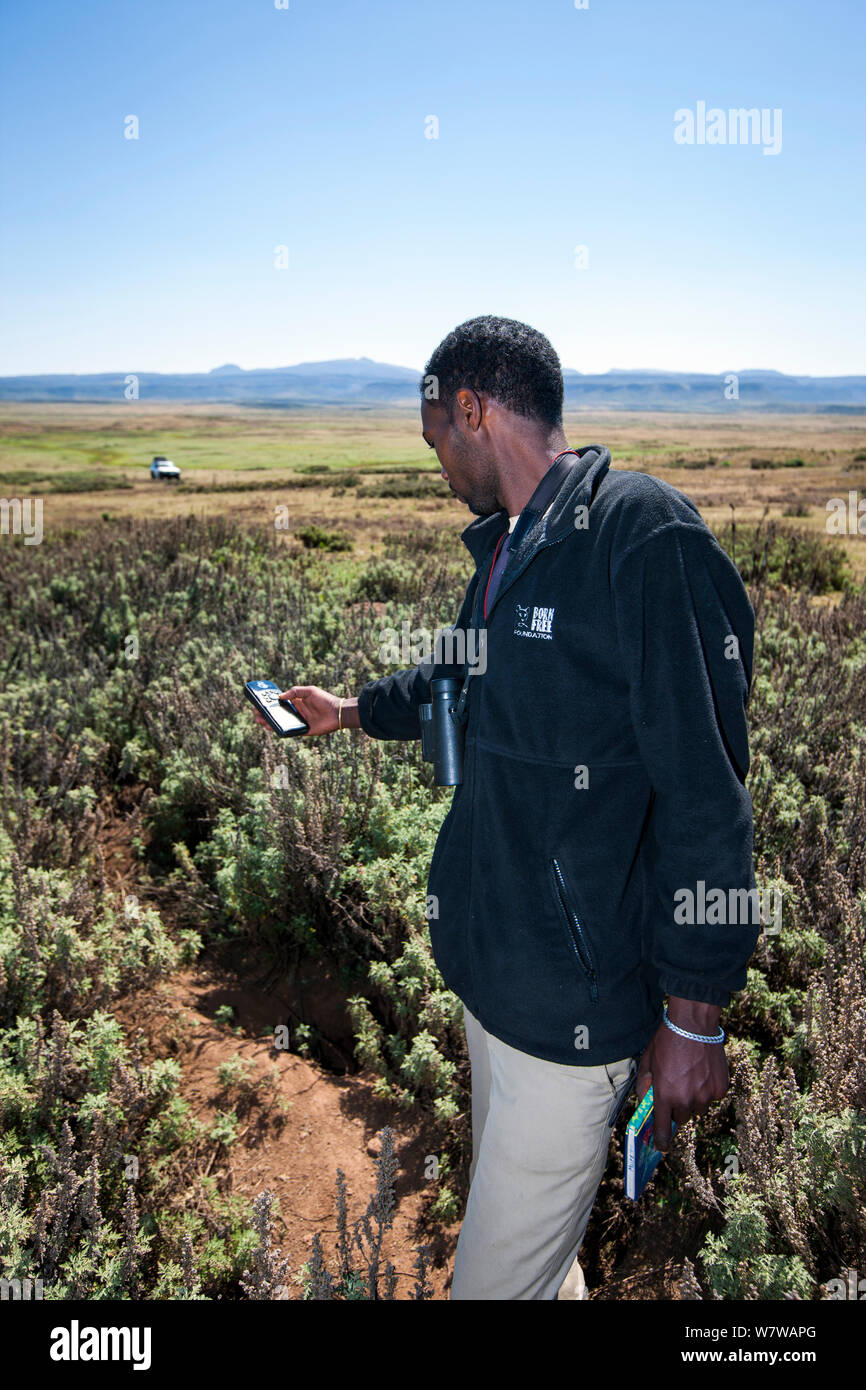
150 456 182 481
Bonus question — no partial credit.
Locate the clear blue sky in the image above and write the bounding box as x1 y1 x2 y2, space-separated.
0 0 863 376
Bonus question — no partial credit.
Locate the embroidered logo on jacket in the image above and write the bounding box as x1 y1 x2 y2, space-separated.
514 603 555 640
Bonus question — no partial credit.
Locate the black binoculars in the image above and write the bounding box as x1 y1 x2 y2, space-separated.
419 677 467 786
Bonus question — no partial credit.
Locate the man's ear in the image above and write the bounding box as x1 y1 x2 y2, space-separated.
454 388 482 432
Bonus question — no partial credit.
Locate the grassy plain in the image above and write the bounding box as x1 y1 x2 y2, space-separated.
1 402 865 576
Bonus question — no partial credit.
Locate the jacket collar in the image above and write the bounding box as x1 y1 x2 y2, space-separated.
459 445 612 568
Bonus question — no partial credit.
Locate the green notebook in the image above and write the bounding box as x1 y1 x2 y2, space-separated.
625 1086 676 1200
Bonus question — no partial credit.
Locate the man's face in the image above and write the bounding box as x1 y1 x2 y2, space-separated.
420 397 501 517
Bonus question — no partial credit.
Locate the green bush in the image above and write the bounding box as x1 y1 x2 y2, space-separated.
714 517 853 593
296 524 353 551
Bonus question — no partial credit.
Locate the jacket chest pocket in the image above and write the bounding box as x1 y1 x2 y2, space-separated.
549 857 599 1002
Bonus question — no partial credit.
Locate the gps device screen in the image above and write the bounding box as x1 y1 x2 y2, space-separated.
244 680 309 736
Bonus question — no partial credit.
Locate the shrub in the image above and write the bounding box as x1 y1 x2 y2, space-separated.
359 474 443 499
296 524 353 551
715 515 853 593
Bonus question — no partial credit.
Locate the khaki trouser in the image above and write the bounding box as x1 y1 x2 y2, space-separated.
450 1004 638 1301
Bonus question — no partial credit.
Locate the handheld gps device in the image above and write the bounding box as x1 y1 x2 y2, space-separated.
244 680 310 737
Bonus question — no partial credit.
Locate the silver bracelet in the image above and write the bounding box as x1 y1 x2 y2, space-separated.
663 1005 725 1044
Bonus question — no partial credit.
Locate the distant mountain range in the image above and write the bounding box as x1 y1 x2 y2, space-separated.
0 357 863 412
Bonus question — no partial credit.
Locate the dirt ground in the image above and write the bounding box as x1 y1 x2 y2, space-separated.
97 787 461 1300
111 960 462 1300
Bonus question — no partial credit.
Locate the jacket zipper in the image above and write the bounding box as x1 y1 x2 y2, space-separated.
470 446 607 619
483 525 573 620
550 857 599 1001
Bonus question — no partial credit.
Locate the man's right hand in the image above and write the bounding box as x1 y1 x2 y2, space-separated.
250 685 360 736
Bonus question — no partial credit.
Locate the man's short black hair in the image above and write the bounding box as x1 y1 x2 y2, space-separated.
420 315 564 430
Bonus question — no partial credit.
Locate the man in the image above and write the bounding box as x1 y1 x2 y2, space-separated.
254 316 760 1300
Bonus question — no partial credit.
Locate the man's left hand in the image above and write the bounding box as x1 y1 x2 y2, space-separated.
635 996 729 1151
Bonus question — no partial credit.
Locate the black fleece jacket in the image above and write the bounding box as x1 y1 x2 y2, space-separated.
357 446 759 1066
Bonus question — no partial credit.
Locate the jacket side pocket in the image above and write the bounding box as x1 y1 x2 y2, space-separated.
549 857 599 1002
